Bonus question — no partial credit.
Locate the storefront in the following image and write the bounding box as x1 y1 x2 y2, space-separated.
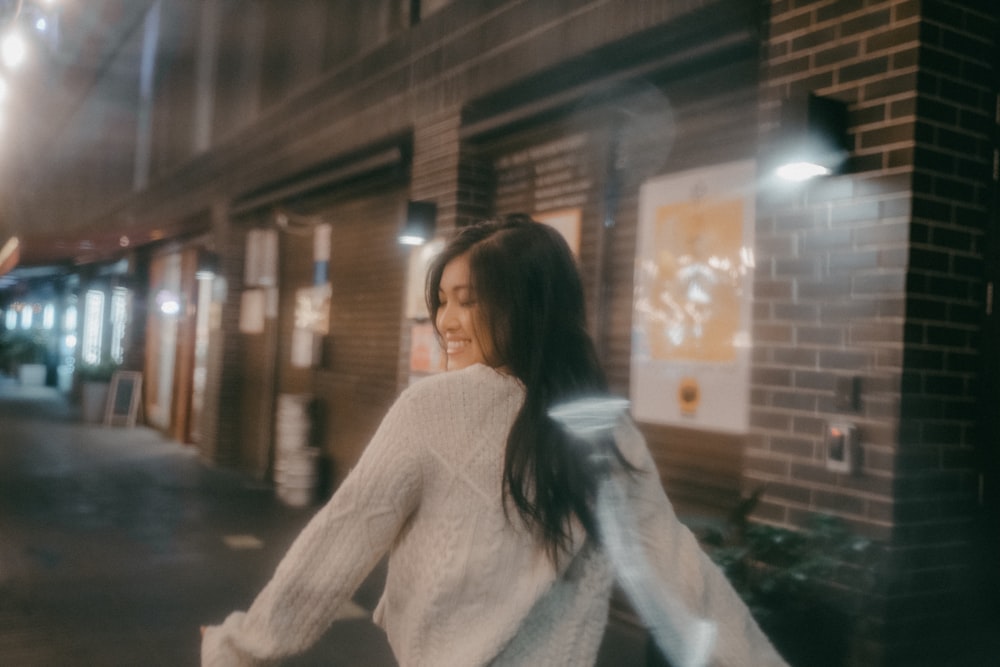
218 141 413 489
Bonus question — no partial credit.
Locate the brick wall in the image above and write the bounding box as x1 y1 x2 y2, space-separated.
753 0 919 530
893 0 995 663
22 1 737 239
754 0 996 664
201 201 250 469
206 0 738 468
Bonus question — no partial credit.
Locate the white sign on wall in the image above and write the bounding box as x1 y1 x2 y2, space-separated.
631 160 756 433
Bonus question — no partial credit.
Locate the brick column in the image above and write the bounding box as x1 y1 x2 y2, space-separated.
200 199 246 468
751 1 996 664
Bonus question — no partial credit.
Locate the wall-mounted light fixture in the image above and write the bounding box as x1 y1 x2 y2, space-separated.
155 289 181 316
195 250 220 280
398 201 437 246
773 93 849 182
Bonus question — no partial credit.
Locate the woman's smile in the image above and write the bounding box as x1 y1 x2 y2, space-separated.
436 253 488 370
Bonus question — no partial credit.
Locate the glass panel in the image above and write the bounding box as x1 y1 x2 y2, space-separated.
110 287 131 364
82 290 105 366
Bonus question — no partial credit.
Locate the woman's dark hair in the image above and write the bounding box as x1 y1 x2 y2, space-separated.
426 214 617 562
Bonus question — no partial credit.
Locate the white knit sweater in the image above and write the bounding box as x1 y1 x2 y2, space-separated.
201 364 787 666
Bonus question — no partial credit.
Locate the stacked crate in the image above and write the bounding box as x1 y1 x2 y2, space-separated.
274 394 319 507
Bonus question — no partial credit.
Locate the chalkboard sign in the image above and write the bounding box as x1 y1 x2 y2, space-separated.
104 371 142 427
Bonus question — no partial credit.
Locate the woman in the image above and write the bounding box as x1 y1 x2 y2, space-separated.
201 214 786 666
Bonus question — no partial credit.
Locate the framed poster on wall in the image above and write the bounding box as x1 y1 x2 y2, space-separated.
405 238 445 320
534 208 582 257
409 321 446 375
290 284 331 368
631 160 756 433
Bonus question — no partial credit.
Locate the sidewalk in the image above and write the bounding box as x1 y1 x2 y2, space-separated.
0 378 648 666
0 377 395 666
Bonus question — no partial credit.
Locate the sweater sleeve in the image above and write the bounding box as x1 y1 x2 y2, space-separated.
614 417 789 667
201 390 424 666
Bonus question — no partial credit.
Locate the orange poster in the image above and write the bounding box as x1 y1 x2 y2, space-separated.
632 160 755 434
643 198 744 363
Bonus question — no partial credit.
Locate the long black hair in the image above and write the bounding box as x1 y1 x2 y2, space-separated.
426 214 618 562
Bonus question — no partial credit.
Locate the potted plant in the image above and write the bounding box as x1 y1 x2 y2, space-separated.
687 489 878 667
0 329 49 386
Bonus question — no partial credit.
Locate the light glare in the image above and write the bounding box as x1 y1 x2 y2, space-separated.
775 161 831 182
1 31 27 69
157 289 181 315
398 235 426 246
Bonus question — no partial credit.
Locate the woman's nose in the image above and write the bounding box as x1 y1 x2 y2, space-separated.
437 303 456 330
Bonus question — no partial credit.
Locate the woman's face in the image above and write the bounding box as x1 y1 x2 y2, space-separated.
436 253 490 371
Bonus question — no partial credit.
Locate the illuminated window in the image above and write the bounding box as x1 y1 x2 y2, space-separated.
42 303 55 329
110 287 130 364
4 308 15 329
20 306 32 329
64 303 77 332
82 290 105 366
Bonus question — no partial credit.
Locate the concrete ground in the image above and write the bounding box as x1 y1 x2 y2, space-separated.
0 377 648 666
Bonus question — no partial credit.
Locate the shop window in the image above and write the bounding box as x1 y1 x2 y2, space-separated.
82 289 105 366
64 302 77 334
63 301 79 363
110 287 131 365
42 303 55 330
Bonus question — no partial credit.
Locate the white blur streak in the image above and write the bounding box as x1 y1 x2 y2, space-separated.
548 397 630 441
595 468 717 667
549 397 717 667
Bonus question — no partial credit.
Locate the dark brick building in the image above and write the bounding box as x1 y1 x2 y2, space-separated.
0 1 996 665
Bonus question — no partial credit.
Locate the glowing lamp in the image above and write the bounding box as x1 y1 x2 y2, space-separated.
772 94 849 182
398 201 437 246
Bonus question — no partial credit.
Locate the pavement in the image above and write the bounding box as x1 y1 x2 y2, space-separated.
0 377 649 666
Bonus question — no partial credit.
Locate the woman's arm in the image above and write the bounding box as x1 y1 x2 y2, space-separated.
201 392 423 666
614 418 789 667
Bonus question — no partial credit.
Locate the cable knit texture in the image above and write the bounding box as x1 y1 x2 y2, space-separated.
201 364 787 667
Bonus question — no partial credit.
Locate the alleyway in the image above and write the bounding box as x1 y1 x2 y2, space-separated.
0 378 647 666
0 377 397 666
